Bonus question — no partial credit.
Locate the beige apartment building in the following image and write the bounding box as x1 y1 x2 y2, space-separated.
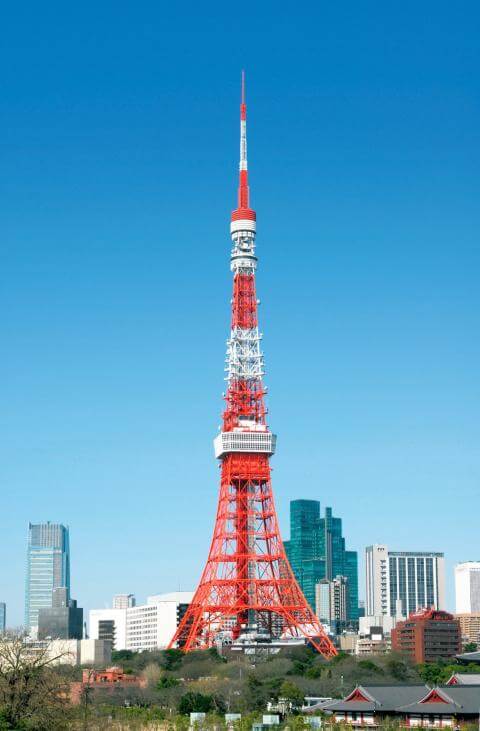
456 613 480 646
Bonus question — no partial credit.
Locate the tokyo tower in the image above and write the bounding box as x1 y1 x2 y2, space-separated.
169 74 336 658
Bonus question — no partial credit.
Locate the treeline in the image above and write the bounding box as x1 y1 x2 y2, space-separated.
2 637 480 730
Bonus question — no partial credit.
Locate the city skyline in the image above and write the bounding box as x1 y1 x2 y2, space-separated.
2 2 479 625
10 513 466 632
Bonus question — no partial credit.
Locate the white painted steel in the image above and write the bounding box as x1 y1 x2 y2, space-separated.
214 431 276 458
240 119 247 171
226 327 264 380
230 219 256 234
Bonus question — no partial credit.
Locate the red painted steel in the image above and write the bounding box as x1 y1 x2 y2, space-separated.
231 209 256 221
169 75 336 658
232 273 257 329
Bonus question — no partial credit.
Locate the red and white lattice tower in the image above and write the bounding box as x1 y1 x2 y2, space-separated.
169 74 336 658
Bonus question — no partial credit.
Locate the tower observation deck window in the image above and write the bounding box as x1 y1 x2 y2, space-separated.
214 431 276 458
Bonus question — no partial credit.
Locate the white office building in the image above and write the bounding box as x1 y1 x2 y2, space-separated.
89 607 128 650
126 592 193 651
366 545 390 616
315 577 348 625
455 562 480 613
365 545 445 617
359 614 397 636
113 594 136 609
89 591 193 653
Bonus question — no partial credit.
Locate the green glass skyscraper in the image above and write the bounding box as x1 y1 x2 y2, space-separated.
284 500 359 622
284 501 326 612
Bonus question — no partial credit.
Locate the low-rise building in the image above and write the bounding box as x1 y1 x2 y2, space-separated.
359 614 396 636
70 666 145 704
89 591 193 652
339 626 390 656
25 638 111 666
356 629 390 656
391 608 461 663
126 592 192 651
113 594 136 609
89 607 128 650
455 613 480 647
322 684 480 728
446 673 480 685
339 632 358 654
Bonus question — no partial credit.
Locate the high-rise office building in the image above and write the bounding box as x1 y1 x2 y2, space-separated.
455 562 480 613
315 581 331 625
284 501 324 611
344 550 359 623
284 500 359 621
365 544 445 617
25 522 70 633
0 603 6 632
315 576 348 627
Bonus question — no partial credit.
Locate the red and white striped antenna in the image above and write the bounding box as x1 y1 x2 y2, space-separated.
234 70 254 218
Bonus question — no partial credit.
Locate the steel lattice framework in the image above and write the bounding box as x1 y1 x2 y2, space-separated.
169 74 336 659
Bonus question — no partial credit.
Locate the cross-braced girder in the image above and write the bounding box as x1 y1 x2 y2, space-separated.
169 454 336 657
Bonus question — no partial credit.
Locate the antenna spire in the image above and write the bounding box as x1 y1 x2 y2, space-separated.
238 71 249 209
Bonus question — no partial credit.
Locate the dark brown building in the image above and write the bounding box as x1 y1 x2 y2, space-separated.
391 608 461 663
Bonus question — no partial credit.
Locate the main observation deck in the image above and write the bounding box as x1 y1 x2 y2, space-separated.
214 426 276 459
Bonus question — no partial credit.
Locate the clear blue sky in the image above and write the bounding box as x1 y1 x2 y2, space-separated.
2 2 479 625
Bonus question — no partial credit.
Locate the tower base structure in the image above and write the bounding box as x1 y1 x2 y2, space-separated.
169 453 336 658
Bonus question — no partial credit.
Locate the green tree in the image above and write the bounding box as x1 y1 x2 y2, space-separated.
305 665 322 679
157 674 180 689
386 657 409 681
416 661 455 685
0 636 72 730
331 651 349 663
111 649 134 663
464 643 478 653
279 680 305 708
178 691 216 714
245 673 267 710
162 648 184 671
358 660 383 674
288 660 308 676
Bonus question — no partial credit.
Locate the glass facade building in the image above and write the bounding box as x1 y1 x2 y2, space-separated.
25 522 70 633
284 500 359 621
344 550 359 622
389 552 442 616
366 545 445 617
